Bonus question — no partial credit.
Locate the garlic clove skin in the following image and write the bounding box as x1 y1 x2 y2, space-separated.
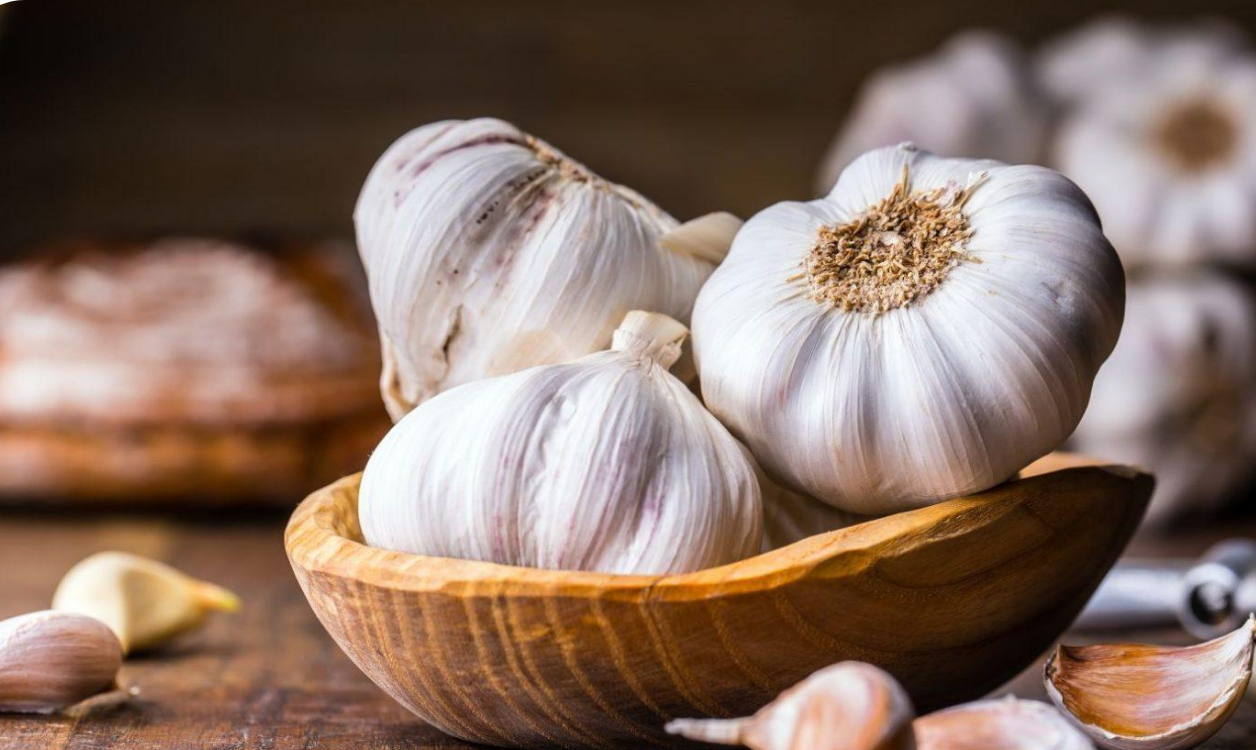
817 31 1046 194
914 697 1093 750
360 310 763 575
1067 273 1256 528
0 610 123 714
52 551 240 654
665 661 916 750
1044 616 1255 750
355 118 726 420
693 143 1124 514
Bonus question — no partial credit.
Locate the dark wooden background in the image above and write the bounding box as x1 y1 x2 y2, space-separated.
3 0 1256 260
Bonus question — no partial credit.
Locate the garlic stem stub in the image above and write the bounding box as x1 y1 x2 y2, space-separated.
692 143 1125 514
914 697 1094 750
52 551 240 654
1044 616 1255 750
665 661 916 750
355 117 734 420
0 610 123 714
359 310 763 575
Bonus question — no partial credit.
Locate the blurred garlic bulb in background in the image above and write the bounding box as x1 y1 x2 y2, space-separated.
694 144 1124 514
1051 27 1256 268
1070 274 1256 528
760 468 867 550
1037 16 1247 108
816 31 1047 193
360 311 762 575
356 117 732 420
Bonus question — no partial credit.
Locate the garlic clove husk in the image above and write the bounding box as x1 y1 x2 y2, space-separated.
1044 616 1255 750
0 610 123 714
914 697 1093 750
52 551 240 653
359 310 763 575
355 117 726 420
692 143 1124 515
665 661 916 750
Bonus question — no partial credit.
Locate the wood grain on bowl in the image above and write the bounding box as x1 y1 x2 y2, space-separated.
284 452 1151 749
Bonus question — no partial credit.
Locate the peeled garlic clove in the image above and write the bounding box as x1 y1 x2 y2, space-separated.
693 143 1124 515
0 610 123 713
1044 616 1255 750
666 662 915 750
52 551 240 653
360 310 763 575
914 697 1093 750
355 117 728 420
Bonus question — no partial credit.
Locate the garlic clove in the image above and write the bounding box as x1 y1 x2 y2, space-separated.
52 551 240 653
914 697 1093 750
659 212 744 264
1044 616 1255 750
0 610 124 714
665 662 916 750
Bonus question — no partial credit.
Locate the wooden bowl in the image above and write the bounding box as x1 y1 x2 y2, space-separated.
285 453 1150 749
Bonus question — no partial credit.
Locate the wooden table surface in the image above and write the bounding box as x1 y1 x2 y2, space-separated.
1 508 1255 749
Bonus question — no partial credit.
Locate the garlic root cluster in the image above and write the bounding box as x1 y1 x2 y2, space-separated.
360 310 763 575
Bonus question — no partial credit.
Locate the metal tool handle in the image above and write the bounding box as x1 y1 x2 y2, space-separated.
1074 560 1190 630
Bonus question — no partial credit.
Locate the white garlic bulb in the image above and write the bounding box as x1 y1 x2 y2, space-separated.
1070 273 1256 528
693 144 1124 514
1051 28 1256 268
1036 16 1247 108
355 117 734 420
359 311 762 575
817 31 1046 194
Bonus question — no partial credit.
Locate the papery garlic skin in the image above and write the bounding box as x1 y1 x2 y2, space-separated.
359 311 762 575
1069 274 1256 528
693 144 1123 514
1051 33 1256 268
355 117 721 420
817 31 1046 194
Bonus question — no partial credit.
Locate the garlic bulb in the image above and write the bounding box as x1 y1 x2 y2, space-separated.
693 144 1124 514
359 311 762 575
817 31 1046 193
1069 274 1256 528
1051 31 1256 268
1044 617 1255 750
1037 17 1246 108
665 661 916 750
914 697 1093 750
355 117 734 419
760 467 868 551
